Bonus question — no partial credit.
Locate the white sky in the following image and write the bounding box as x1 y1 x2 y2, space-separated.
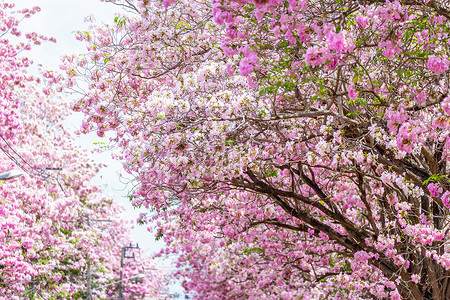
13 0 115 67
12 0 183 295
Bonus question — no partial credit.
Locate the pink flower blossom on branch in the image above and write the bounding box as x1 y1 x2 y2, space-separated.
427 55 450 75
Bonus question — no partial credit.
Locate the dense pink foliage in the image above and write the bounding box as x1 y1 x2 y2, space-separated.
64 0 450 299
0 3 167 299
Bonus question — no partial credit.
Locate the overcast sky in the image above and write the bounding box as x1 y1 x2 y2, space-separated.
14 0 115 68
13 0 182 295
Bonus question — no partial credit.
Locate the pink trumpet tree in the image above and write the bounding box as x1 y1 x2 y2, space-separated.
65 0 450 298
0 2 167 299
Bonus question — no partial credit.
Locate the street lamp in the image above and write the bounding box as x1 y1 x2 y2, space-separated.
0 169 23 181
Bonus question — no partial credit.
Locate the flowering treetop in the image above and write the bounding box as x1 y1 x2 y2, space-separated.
65 0 450 298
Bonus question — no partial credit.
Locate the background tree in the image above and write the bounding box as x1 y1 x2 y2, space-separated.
0 2 167 299
65 0 450 298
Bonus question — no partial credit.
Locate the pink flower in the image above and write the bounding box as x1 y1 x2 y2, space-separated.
427 55 450 75
226 64 234 76
414 91 427 104
390 290 402 300
386 105 408 133
318 231 329 241
239 46 258 76
348 84 357 100
428 182 443 197
443 191 450 209
396 120 426 152
162 0 176 8
380 40 401 59
304 47 327 66
442 96 450 115
356 15 370 29
433 230 445 241
239 59 254 76
254 9 263 21
326 55 339 70
221 38 236 56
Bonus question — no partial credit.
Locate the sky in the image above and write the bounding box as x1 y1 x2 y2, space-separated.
13 0 183 296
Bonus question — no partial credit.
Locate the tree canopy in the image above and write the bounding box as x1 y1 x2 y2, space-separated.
64 0 450 299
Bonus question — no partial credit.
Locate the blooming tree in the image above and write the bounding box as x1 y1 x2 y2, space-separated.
0 2 167 299
65 0 450 298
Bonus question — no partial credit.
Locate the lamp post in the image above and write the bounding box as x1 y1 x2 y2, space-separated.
0 169 23 180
